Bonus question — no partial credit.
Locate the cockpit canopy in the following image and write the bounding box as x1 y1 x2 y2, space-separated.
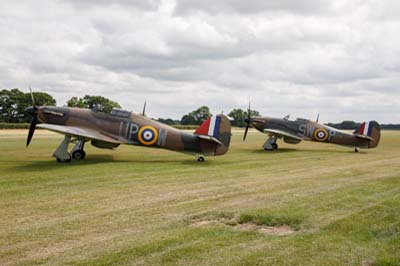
110 108 131 118
295 118 310 123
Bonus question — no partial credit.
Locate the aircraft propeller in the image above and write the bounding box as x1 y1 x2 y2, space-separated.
243 102 252 141
26 88 38 147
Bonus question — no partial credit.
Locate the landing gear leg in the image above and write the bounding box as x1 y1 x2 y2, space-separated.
54 135 72 163
263 136 278 151
355 147 359 153
196 154 205 162
71 140 86 160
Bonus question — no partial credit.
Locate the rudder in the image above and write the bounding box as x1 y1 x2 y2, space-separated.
354 121 381 148
194 114 231 155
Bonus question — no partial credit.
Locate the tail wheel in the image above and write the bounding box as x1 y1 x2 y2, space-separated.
72 150 86 160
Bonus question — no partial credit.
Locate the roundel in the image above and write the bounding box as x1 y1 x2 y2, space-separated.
138 126 158 146
313 128 329 142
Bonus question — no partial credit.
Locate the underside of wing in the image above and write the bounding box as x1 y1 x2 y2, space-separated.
263 128 303 141
37 124 124 144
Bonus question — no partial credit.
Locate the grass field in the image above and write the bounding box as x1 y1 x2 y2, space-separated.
0 130 399 266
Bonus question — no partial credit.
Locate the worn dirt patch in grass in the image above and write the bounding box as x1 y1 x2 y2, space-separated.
190 217 296 236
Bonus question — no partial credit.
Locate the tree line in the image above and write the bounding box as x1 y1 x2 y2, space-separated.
1 88 399 129
0 88 259 127
0 89 120 123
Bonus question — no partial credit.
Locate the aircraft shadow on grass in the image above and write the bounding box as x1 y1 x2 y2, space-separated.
250 148 298 154
250 147 367 155
9 155 120 172
11 154 221 172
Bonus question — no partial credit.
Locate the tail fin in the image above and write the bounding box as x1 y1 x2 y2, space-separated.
194 114 231 155
354 121 381 148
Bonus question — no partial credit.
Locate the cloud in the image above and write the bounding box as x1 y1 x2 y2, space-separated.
0 0 399 123
174 0 333 15
61 0 161 10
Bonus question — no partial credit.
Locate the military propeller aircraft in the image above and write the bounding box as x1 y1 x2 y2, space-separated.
243 105 380 152
26 91 231 163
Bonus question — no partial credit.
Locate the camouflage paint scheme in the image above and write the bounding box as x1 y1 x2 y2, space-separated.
29 106 231 161
248 116 380 150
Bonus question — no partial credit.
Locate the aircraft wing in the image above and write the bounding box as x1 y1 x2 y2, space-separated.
37 124 124 144
263 128 303 141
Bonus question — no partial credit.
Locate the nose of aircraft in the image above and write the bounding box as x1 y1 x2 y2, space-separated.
25 106 36 116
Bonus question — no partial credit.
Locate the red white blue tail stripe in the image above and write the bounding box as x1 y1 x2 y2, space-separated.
195 116 222 138
359 121 373 136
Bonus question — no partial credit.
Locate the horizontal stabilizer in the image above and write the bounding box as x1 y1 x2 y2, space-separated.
196 135 223 145
354 134 375 141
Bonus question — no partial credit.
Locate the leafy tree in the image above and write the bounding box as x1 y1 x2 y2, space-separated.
157 118 180 125
181 114 196 125
326 121 360 130
0 89 56 122
66 97 85 108
228 108 260 127
67 95 121 113
181 106 212 125
0 89 25 122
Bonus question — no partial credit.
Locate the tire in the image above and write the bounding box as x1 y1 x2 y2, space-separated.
56 153 71 163
72 150 86 160
197 156 205 162
271 143 278 150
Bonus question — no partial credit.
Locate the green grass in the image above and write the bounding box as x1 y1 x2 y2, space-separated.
0 130 399 266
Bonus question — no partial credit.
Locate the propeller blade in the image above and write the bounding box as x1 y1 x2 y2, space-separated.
243 124 249 141
247 102 251 120
29 87 36 107
243 101 251 141
26 116 37 147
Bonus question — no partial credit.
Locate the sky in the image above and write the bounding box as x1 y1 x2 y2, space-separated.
0 0 399 123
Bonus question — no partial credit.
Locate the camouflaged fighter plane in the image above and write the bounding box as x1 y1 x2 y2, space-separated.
25 92 231 163
243 106 380 152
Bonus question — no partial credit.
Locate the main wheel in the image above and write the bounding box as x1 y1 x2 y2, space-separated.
197 156 205 162
56 153 71 163
271 143 278 150
72 150 86 160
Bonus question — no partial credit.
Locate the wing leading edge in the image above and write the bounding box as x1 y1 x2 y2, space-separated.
263 128 303 141
37 124 124 144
